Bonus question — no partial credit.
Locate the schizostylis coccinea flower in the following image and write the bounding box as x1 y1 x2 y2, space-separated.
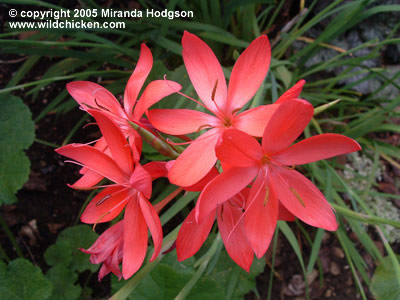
56 110 165 279
148 31 279 187
195 99 361 259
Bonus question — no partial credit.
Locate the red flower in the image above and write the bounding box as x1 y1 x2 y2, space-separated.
195 100 361 259
148 31 277 187
81 221 124 281
56 110 163 279
66 44 181 189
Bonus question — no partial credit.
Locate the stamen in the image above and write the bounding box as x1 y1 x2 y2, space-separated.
163 75 210 111
83 122 98 129
232 108 241 116
92 211 111 231
289 187 305 207
263 186 270 206
196 124 212 132
166 129 221 146
284 165 296 170
96 194 111 206
211 79 218 101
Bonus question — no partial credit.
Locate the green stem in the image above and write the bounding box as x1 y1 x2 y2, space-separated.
0 214 23 258
34 138 60 148
331 203 400 228
128 121 182 159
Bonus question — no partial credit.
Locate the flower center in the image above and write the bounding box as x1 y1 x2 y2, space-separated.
261 154 271 165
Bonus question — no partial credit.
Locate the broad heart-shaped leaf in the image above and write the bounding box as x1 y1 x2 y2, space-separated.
371 255 400 300
0 94 35 204
44 225 99 272
0 258 52 300
46 265 81 300
44 239 73 267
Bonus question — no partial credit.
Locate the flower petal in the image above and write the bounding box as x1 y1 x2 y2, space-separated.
234 104 279 137
122 198 148 279
56 144 127 184
270 166 338 231
217 202 253 272
275 79 306 104
272 133 361 165
148 108 219 135
168 128 221 187
139 194 163 262
216 129 262 167
143 161 168 180
278 202 296 221
82 221 123 260
133 80 182 121
182 31 228 113
67 81 126 118
184 167 219 192
176 208 215 261
129 163 152 198
89 109 134 175
244 172 278 258
70 170 103 189
124 43 153 117
81 186 129 224
262 99 313 154
196 166 258 223
227 35 271 111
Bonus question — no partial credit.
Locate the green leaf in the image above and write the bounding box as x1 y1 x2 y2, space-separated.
46 265 81 300
44 240 73 267
371 255 400 300
0 94 35 204
0 258 52 300
54 225 99 272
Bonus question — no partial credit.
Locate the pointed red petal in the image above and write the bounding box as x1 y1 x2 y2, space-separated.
129 163 152 198
275 80 306 104
89 110 133 175
234 104 279 137
217 202 253 271
56 144 127 184
262 99 313 154
277 202 296 221
143 161 168 180
133 80 182 121
270 166 338 231
184 167 219 192
70 170 103 189
148 108 220 135
227 36 271 111
273 133 361 165
66 81 125 117
216 129 262 167
168 129 221 187
244 174 278 258
81 186 129 224
176 208 215 261
182 31 228 113
139 194 163 262
82 221 123 260
122 198 148 279
196 166 258 223
124 44 153 117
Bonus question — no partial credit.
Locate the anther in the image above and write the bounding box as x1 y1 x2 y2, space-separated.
94 98 111 112
263 187 270 206
211 79 218 101
289 187 305 207
96 194 111 206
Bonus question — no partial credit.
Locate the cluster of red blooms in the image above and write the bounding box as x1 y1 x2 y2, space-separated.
56 32 361 280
